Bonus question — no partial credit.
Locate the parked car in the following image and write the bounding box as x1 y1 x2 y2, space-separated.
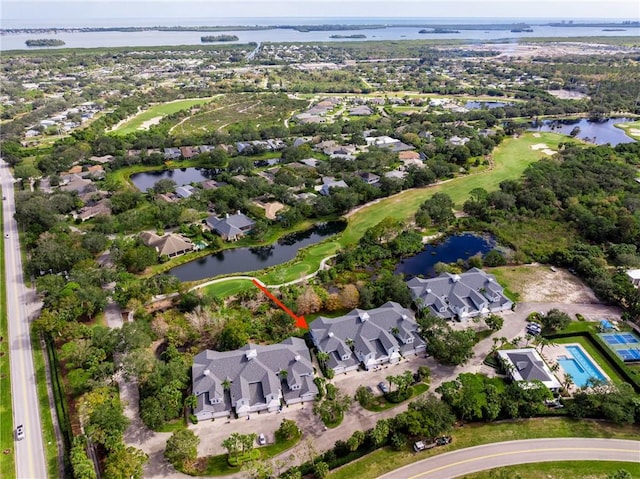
15 424 25 441
378 382 389 394
258 433 266 446
435 435 452 446
526 323 542 335
413 441 426 452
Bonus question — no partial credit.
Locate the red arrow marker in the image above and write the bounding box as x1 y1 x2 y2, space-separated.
252 279 308 329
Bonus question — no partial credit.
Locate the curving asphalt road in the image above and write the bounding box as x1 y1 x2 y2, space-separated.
377 438 640 479
1 159 48 479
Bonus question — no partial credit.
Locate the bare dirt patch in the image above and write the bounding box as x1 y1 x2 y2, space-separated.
137 116 163 130
489 264 599 303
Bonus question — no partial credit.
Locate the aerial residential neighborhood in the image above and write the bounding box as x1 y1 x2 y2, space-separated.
1 3 640 479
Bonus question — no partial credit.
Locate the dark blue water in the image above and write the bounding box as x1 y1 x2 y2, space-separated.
465 101 511 110
395 233 495 278
169 221 345 281
131 167 219 191
530 118 636 146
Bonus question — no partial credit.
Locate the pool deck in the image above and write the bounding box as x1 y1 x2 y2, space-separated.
541 343 610 392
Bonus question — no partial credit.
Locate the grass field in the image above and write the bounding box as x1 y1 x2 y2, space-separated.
615 120 640 141
203 132 565 297
170 93 307 137
328 418 640 479
110 98 216 135
0 195 15 479
32 337 59 478
461 461 640 479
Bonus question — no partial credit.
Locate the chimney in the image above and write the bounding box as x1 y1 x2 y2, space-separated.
225 213 229 218
328 332 334 338
294 355 301 362
246 349 257 360
203 369 210 376
360 311 370 322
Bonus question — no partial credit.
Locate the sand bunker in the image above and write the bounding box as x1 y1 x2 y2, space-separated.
138 116 163 130
531 143 556 156
532 133 541 138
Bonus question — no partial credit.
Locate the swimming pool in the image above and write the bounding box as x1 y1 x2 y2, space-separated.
557 345 606 388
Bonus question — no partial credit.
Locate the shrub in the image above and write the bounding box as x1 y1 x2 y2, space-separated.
189 414 198 425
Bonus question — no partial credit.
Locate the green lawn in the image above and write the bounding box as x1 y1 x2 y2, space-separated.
363 383 430 412
204 133 563 297
190 432 301 476
615 120 640 141
461 461 640 479
328 418 640 479
110 98 215 135
0 195 15 479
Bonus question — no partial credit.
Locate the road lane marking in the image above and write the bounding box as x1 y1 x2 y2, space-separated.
407 447 640 479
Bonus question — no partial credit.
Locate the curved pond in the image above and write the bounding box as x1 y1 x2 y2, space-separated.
169 221 345 282
131 167 222 191
395 233 495 278
465 100 511 110
529 117 636 146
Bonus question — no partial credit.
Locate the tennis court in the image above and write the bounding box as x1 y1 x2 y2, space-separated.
617 349 640 361
600 333 640 345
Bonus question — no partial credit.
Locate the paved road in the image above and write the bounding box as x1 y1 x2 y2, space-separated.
1 159 48 479
378 438 640 479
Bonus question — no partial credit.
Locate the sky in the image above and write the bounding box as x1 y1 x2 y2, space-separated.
2 0 639 24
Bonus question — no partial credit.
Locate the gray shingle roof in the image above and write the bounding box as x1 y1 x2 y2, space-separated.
310 302 426 370
206 212 255 239
192 337 316 417
407 268 511 319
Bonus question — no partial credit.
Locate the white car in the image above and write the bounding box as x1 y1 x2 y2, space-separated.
258 433 266 446
16 424 25 441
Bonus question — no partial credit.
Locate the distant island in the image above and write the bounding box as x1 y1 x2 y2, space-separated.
419 28 460 34
511 28 534 33
329 34 367 39
201 35 239 43
25 38 65 47
602 28 627 32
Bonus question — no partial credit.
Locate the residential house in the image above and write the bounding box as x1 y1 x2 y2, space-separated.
163 147 182 160
398 151 421 161
180 146 198 159
448 136 470 147
349 105 372 116
76 201 111 221
626 269 640 287
191 337 318 420
384 170 407 180
309 301 426 373
175 185 195 199
60 175 96 195
498 349 561 392
206 212 255 241
319 177 348 196
358 172 380 185
140 232 194 258
407 268 513 320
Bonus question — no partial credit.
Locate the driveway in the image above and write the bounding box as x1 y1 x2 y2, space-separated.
377 438 640 479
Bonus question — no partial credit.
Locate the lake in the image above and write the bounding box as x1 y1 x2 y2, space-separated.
2 23 637 51
168 221 345 282
529 118 637 146
395 233 495 278
131 167 220 191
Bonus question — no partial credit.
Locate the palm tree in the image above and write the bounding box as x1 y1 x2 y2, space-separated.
561 373 574 395
316 351 329 365
279 369 288 382
536 336 556 354
222 378 232 391
390 327 400 337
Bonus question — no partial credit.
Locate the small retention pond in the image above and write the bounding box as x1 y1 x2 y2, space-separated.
395 233 495 278
168 221 345 282
529 117 636 146
131 167 222 191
